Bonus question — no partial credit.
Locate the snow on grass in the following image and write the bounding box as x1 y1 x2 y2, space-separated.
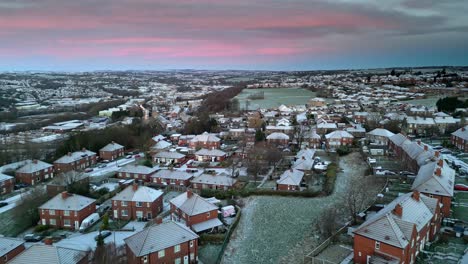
222 153 371 264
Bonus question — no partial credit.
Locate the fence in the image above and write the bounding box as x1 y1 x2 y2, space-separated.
215 205 242 264
303 224 350 264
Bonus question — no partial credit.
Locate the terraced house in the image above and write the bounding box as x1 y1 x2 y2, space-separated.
125 221 199 264
15 159 54 185
117 164 159 183
353 191 442 264
39 192 96 230
0 172 15 195
112 184 163 221
451 126 468 152
99 141 124 161
151 169 195 187
0 237 25 264
189 132 221 149
53 149 97 173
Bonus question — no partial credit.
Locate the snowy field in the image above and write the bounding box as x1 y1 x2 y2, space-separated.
222 153 373 264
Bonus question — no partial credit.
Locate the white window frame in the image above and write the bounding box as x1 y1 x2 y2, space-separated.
64 210 70 216
375 241 380 250
49 209 55 215
63 219 71 226
174 244 180 253
158 250 165 258
121 210 128 217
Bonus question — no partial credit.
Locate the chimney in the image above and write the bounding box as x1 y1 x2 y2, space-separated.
435 167 441 176
187 189 193 198
462 127 465 132
43 237 53 246
132 183 138 191
424 145 428 151
417 140 421 145
412 190 420 202
67 152 72 156
111 141 115 144
82 147 86 152
33 159 38 164
290 168 294 172
154 217 163 225
393 204 403 217
435 151 440 158
437 159 443 168
302 156 305 160
61 191 69 199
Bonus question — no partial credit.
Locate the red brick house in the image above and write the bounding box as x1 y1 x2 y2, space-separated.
39 191 96 230
194 148 227 162
353 112 369 124
325 130 354 149
99 141 124 161
451 125 468 152
15 159 54 185
0 237 25 264
170 191 223 232
266 132 290 147
189 132 221 149
0 172 15 195
353 191 441 264
153 151 186 165
117 164 159 183
125 221 199 264
412 158 455 217
151 169 195 187
191 174 236 191
54 149 97 173
388 133 410 158
112 184 163 221
178 135 195 146
276 169 305 191
7 244 88 264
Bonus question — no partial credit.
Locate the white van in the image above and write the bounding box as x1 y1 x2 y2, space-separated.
79 213 100 232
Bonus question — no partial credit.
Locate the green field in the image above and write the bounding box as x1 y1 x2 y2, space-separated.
234 87 316 110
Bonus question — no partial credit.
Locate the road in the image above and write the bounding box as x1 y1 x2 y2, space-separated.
86 153 145 177
0 188 35 214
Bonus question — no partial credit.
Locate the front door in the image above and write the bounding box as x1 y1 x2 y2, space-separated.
113 210 118 219
183 255 189 264
74 221 79 230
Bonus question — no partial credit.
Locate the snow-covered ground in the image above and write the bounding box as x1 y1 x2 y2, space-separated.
0 189 34 214
222 152 373 264
86 153 145 177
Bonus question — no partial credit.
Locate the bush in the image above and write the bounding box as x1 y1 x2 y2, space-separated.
323 163 338 195
199 233 225 245
34 225 50 233
336 146 351 156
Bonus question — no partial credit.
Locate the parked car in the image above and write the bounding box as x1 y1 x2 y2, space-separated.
454 184 468 191
367 157 377 164
399 171 415 176
24 234 43 242
126 155 132 159
95 230 112 241
0 201 8 208
134 154 141 158
84 168 93 173
14 183 29 190
98 164 107 168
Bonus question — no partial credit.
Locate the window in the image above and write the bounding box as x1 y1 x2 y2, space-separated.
64 210 70 216
206 212 210 218
49 210 55 215
375 241 380 250
142 256 148 264
136 202 143 207
158 250 165 258
49 219 56 226
121 210 128 217
121 201 127 207
190 240 194 247
174 244 180 253
64 219 71 226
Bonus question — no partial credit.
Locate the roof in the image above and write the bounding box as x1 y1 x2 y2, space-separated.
406 116 435 125
16 160 53 174
151 170 194 181
190 132 220 143
191 174 235 186
0 172 14 182
368 128 395 138
195 148 227 157
292 158 314 171
412 160 455 197
354 192 437 248
192 218 223 232
39 192 96 211
325 130 354 139
119 164 158 175
7 244 87 264
151 140 172 150
154 151 186 159
54 149 96 164
170 192 218 216
452 126 468 140
124 221 198 257
99 142 124 152
277 169 304 186
113 185 163 202
296 149 316 160
0 237 23 257
389 133 409 147
266 132 290 140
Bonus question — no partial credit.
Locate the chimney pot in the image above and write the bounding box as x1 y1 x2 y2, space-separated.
132 183 138 191
435 151 440 158
43 237 53 246
33 159 38 164
67 152 72 156
435 167 442 176
417 140 421 145
187 189 193 198
412 190 420 202
437 159 444 168
424 145 428 151
393 203 403 217
61 191 69 199
462 127 465 132
154 217 163 225
82 147 86 152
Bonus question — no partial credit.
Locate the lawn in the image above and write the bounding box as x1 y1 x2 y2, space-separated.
0 210 31 237
452 191 468 220
222 152 383 264
199 244 223 264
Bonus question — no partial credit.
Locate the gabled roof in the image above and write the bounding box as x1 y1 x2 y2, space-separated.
151 140 172 150
412 160 454 197
389 133 409 147
170 191 218 216
54 150 96 164
325 130 354 139
119 164 158 175
99 142 124 152
277 169 304 186
191 174 235 186
195 148 227 157
368 128 395 138
292 158 314 171
124 221 198 257
0 172 14 182
151 170 194 181
296 149 316 160
190 132 220 143
113 185 163 202
266 132 289 140
0 237 23 257
354 192 437 248
8 244 87 264
39 192 95 211
16 160 52 173
452 126 468 140
154 151 186 159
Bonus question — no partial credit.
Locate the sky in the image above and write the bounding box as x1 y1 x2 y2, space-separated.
1 0 468 71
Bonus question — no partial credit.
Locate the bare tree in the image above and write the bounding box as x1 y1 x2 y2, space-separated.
13 187 49 226
342 174 377 224
91 242 126 264
264 145 283 180
316 206 339 239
